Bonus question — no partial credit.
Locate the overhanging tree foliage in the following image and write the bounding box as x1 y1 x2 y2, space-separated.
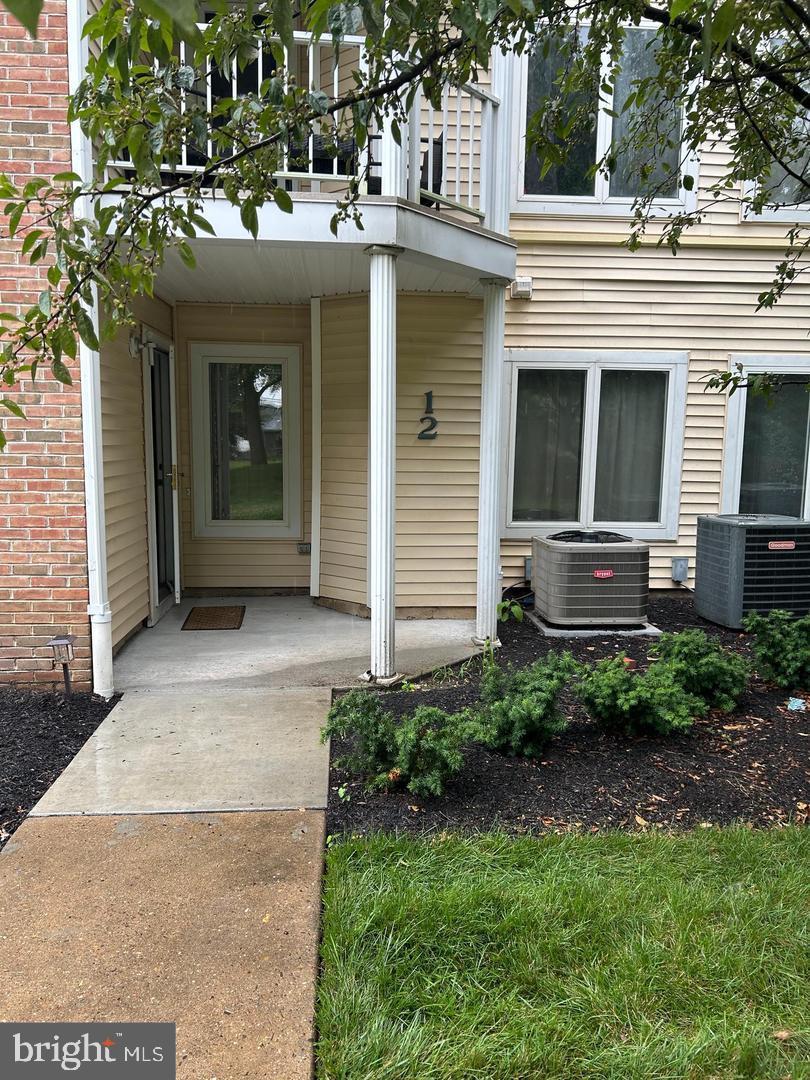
0 0 809 445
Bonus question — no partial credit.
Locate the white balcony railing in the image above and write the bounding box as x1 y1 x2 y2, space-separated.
105 30 503 231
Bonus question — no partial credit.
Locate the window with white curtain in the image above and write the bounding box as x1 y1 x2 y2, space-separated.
516 25 697 215
504 351 688 540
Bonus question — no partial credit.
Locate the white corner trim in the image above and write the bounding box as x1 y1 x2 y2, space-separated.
309 298 322 596
190 342 303 539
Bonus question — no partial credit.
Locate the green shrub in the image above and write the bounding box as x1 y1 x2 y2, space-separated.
744 610 810 689
321 692 468 797
321 689 397 783
393 706 467 797
578 655 704 736
652 629 749 711
478 652 579 757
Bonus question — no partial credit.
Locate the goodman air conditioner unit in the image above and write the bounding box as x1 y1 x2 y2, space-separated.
694 514 810 629
532 531 650 627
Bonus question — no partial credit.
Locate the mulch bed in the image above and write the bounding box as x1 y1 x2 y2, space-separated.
0 688 117 849
327 594 810 836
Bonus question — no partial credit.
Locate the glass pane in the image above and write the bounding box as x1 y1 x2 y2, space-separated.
523 32 598 197
609 29 681 199
512 369 585 521
740 378 810 516
209 362 284 521
594 370 667 522
762 117 810 206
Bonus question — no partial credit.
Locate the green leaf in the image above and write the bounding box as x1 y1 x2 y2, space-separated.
271 0 294 52
2 0 43 37
52 171 82 184
21 228 44 256
272 186 294 213
50 357 73 385
178 240 196 268
669 0 693 18
191 212 216 236
240 200 259 238
710 0 736 44
37 289 51 317
74 306 99 351
0 397 25 419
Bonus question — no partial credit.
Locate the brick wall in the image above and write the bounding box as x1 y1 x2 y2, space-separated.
0 0 92 690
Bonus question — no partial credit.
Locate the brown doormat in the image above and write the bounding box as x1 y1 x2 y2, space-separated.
181 605 246 631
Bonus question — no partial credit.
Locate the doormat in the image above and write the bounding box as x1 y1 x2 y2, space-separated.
181 605 246 631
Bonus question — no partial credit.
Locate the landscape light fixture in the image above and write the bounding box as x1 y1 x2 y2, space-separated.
47 634 76 698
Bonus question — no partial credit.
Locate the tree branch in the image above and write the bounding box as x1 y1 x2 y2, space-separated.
641 2 810 111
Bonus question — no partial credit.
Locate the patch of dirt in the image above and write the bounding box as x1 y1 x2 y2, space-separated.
0 688 117 848
327 594 810 836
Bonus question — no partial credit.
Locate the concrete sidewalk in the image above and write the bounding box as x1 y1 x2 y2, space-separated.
0 812 324 1079
31 688 331 817
1 681 334 1077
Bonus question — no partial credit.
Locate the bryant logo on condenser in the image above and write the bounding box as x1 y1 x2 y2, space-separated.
0 1023 175 1077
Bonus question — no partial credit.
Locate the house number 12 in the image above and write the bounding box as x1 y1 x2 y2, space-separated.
418 390 438 440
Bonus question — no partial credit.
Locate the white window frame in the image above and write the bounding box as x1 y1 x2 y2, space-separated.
190 342 303 539
739 180 810 223
721 353 810 517
502 349 688 540
512 27 699 217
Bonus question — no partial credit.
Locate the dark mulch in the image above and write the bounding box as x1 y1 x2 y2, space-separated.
327 593 810 836
0 688 117 849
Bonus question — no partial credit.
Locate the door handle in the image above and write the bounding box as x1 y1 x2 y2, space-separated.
171 464 178 491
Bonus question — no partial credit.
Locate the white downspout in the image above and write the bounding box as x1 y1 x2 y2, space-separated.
67 0 114 697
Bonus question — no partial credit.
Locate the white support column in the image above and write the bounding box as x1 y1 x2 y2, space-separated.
309 297 322 597
366 245 402 682
474 278 508 646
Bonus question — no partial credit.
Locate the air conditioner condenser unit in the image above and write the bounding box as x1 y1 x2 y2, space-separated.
695 514 810 628
532 531 650 627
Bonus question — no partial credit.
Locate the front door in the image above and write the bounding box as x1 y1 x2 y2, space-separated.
147 344 179 621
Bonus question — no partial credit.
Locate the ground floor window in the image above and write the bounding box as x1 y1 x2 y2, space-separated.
503 350 688 540
723 357 810 518
190 343 302 538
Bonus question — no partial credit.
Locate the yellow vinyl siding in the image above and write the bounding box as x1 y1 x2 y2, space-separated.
396 295 482 609
502 239 810 589
101 295 173 648
320 296 368 605
174 303 312 591
318 293 483 612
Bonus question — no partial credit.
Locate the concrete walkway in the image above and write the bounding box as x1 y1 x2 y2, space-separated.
31 688 331 816
0 598 479 1077
0 812 324 1079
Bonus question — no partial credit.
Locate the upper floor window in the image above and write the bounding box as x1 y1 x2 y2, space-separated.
742 117 810 222
515 27 697 216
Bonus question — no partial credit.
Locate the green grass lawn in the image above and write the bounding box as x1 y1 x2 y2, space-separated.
317 829 810 1080
227 459 282 519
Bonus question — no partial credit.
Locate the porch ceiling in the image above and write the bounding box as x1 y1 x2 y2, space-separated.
154 195 516 304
